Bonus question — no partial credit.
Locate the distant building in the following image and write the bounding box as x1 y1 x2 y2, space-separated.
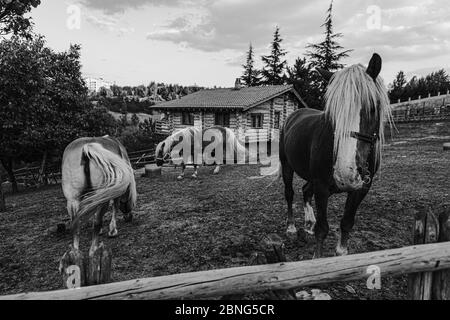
84 77 113 93
151 81 307 142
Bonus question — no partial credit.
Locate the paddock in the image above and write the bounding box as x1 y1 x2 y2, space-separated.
0 122 449 300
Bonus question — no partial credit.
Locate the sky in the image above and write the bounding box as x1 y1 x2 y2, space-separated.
29 0 450 87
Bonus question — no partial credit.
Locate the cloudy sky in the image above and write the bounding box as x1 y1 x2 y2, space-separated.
30 0 450 87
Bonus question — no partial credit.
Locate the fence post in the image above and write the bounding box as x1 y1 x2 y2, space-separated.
60 243 112 289
221 234 296 300
409 207 450 300
432 208 450 299
0 174 5 212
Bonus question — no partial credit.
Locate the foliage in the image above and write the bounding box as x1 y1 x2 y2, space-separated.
0 0 41 38
0 35 116 169
388 69 450 103
306 1 352 72
286 57 323 109
241 43 261 87
261 26 287 85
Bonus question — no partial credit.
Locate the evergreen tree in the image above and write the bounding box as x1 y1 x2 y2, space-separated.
241 43 261 87
286 57 322 109
261 26 287 85
306 1 352 72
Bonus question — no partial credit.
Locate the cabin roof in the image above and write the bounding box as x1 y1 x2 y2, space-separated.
151 85 307 111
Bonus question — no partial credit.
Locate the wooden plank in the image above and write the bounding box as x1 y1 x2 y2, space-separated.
432 208 450 300
3 242 450 300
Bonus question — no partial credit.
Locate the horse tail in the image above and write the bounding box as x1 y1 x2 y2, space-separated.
73 142 135 225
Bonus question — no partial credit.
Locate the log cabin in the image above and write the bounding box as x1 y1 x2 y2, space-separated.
152 80 307 142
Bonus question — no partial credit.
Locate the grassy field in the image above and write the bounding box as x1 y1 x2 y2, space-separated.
0 121 449 299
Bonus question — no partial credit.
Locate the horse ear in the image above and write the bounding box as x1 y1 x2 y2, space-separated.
367 53 382 80
316 68 334 82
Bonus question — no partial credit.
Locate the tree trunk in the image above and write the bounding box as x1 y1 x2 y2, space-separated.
1 158 17 193
0 173 6 212
39 151 48 185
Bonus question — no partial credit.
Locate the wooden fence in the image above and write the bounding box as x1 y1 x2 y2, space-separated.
128 148 156 169
1 241 450 300
391 92 450 123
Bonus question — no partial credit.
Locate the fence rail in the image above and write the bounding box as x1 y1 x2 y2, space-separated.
128 148 156 169
2 242 450 300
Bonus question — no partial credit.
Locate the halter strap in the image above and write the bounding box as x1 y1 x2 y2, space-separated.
350 132 379 145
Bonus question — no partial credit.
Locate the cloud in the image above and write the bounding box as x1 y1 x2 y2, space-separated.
81 0 202 14
79 0 450 83
86 14 135 36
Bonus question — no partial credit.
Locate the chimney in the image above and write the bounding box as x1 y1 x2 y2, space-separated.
234 78 242 90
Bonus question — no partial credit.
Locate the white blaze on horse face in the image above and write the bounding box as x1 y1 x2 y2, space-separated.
333 119 364 191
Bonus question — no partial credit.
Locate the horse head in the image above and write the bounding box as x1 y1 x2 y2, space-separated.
319 53 392 191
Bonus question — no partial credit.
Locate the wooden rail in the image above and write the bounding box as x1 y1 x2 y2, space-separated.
2 242 450 300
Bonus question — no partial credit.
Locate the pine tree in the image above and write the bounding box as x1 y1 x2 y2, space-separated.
261 26 287 85
241 43 261 87
286 57 322 109
306 1 352 72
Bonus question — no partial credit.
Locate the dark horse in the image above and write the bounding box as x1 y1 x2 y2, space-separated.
279 54 392 258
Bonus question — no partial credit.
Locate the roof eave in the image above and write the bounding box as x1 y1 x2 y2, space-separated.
243 86 309 111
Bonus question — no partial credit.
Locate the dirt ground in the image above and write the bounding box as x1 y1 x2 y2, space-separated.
0 122 449 299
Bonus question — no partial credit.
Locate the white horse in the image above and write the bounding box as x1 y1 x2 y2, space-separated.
62 136 137 254
155 126 248 180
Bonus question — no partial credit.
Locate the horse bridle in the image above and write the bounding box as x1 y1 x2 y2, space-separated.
156 153 171 162
350 132 379 146
349 131 380 185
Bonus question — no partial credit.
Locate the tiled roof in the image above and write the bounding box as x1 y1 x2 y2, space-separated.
151 85 306 111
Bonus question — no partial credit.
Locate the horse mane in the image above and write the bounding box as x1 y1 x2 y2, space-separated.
324 64 393 167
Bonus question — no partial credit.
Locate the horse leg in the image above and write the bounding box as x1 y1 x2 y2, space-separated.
192 165 198 179
177 163 185 180
67 200 80 250
313 184 330 259
302 182 315 235
108 200 119 238
282 162 296 240
336 190 369 256
90 205 108 255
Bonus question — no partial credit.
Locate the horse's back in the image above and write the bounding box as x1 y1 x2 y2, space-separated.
62 136 128 200
281 108 328 180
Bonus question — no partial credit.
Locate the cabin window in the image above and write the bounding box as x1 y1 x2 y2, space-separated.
274 111 281 129
251 114 264 129
215 112 230 127
182 112 194 125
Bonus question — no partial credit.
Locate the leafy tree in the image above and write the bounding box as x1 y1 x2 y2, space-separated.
388 69 450 103
306 1 352 72
0 0 41 38
261 26 287 85
389 71 407 102
241 43 261 87
0 36 116 193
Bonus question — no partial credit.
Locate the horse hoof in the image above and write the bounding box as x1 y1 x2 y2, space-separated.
177 176 184 181
312 252 321 260
108 230 118 238
336 245 349 256
192 174 198 179
286 227 298 241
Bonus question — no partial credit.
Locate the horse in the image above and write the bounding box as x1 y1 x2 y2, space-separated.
155 126 248 180
61 135 137 254
279 53 393 258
